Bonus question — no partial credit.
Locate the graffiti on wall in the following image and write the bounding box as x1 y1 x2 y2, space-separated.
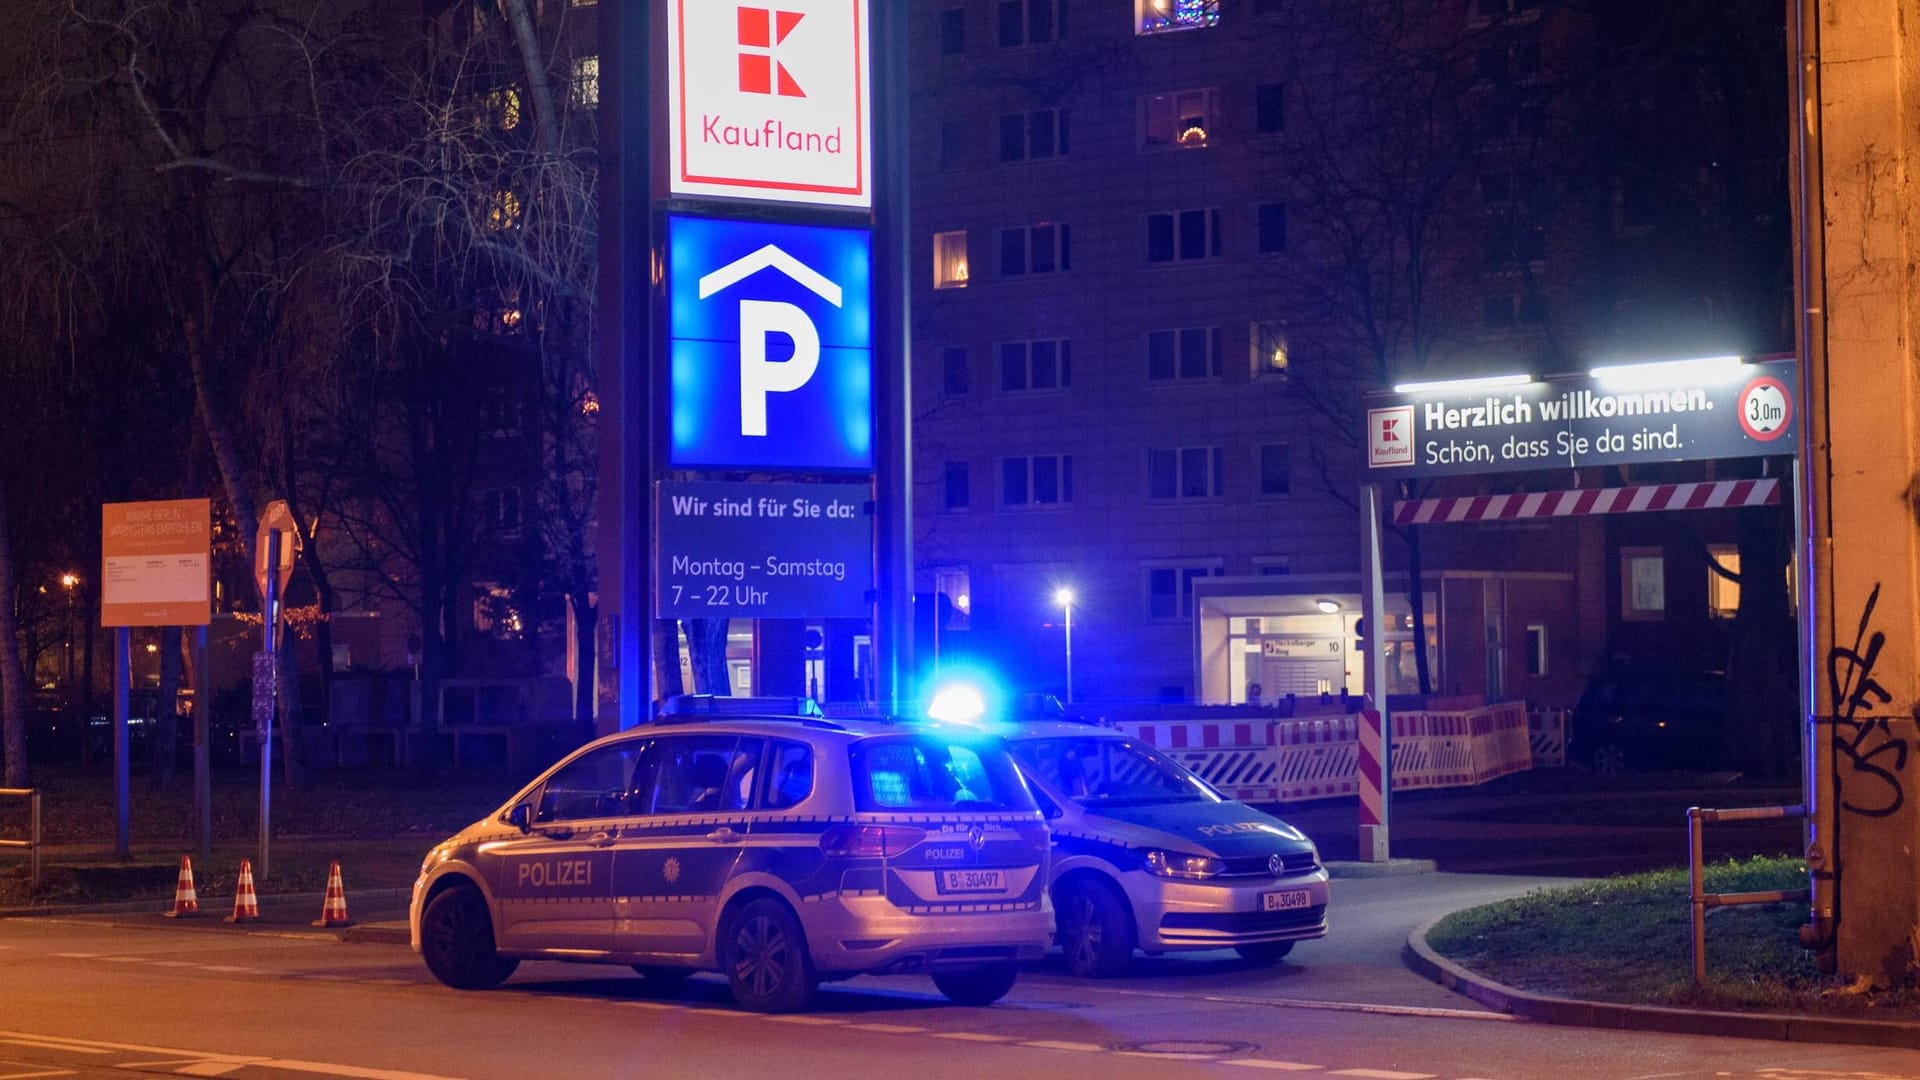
1827 583 1909 818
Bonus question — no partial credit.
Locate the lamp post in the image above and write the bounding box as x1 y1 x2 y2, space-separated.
60 573 78 716
1053 587 1075 706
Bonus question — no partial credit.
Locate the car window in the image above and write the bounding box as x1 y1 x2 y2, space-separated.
763 740 815 809
535 740 647 823
641 735 766 814
850 734 1035 813
1007 736 1218 806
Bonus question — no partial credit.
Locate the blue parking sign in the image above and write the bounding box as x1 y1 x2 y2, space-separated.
667 215 873 471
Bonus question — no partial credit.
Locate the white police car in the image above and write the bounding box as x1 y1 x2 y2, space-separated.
409 699 1054 1011
1002 720 1329 977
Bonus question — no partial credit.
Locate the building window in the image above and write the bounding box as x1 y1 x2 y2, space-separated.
1000 339 1071 391
1622 546 1665 621
999 108 1069 162
1002 454 1073 506
473 583 525 639
998 222 1070 276
569 56 599 107
1252 322 1290 379
1147 564 1221 620
1136 0 1219 34
940 7 967 54
1147 208 1221 263
1708 545 1741 618
1255 83 1286 133
944 461 971 510
999 0 1063 47
1141 88 1219 150
1257 202 1288 253
1147 327 1222 382
934 230 969 288
934 566 973 628
940 119 966 169
484 488 523 532
1524 624 1548 676
1258 443 1290 496
1149 446 1225 500
941 346 969 397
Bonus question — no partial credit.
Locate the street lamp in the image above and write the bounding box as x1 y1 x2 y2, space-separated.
1053 587 1075 706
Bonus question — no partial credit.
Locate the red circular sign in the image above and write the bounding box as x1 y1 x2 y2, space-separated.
1738 377 1792 441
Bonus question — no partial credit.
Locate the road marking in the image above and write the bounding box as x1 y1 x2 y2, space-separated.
149 962 195 968
762 1015 843 1026
1019 1040 1103 1053
100 957 153 964
930 1032 1013 1043
195 966 257 973
50 954 99 959
845 1023 925 1034
296 975 356 982
1078 986 1516 1024
618 1002 674 1011
0 1032 465 1080
1 1041 108 1054
0 1068 76 1079
1115 1051 1225 1061
1329 1071 1435 1079
172 1064 247 1077
1222 1061 1323 1072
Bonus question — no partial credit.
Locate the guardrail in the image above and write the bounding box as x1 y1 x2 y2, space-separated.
0 788 41 888
1687 803 1808 984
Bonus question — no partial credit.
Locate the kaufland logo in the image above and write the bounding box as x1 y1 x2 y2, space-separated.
670 0 871 209
1369 406 1415 468
738 8 807 97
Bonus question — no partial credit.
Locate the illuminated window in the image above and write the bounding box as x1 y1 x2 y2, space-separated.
933 230 969 288
484 87 521 131
1001 454 1072 506
1136 0 1219 34
570 56 599 107
999 108 1069 162
1000 339 1070 391
484 189 523 231
1708 545 1741 618
1148 446 1225 500
1146 208 1220 262
473 583 525 640
1147 326 1222 382
1622 547 1665 621
1252 322 1291 379
1142 88 1219 150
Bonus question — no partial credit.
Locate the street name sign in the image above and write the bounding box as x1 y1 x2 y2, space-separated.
101 499 211 628
656 480 871 618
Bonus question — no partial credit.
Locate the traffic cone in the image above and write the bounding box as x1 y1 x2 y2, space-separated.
163 856 200 918
311 860 352 928
224 859 260 923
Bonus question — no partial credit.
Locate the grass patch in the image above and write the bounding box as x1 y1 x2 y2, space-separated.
1427 856 1920 1018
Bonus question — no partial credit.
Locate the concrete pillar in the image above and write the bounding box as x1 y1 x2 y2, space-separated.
1803 0 1920 984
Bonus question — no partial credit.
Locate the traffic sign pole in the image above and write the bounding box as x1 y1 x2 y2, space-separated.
256 529 279 881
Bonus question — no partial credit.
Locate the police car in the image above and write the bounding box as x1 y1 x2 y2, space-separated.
1002 720 1329 977
409 698 1054 1011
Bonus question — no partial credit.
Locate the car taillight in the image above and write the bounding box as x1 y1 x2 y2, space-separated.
820 824 927 858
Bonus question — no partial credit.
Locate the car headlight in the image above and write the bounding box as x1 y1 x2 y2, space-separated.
1143 849 1225 880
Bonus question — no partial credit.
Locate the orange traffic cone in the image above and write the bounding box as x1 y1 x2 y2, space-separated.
311 860 351 928
163 856 200 918
224 859 260 923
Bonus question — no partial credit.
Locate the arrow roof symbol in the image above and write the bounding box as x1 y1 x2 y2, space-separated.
698 244 843 307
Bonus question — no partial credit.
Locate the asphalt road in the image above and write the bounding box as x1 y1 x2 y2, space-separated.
5 872 1917 1080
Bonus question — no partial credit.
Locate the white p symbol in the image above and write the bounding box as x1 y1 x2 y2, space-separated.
697 244 846 439
738 300 820 438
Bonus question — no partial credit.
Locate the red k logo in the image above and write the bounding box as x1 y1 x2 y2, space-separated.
739 7 807 98
1379 418 1400 442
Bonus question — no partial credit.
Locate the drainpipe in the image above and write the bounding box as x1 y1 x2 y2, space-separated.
1787 0 1836 966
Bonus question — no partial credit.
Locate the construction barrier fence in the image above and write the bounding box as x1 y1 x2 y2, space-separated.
1118 701 1563 804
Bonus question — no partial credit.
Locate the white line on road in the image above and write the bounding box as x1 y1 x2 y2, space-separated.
1329 1070 1437 1079
1221 1061 1323 1072
0 1042 108 1055
1018 1040 1104 1053
0 1032 467 1080
49 954 99 959
762 1015 844 1026
1080 986 1519 1024
845 1023 925 1034
0 1068 76 1079
930 1032 1014 1043
172 1063 246 1077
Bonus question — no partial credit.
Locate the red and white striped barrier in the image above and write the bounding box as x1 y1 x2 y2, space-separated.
1393 478 1778 526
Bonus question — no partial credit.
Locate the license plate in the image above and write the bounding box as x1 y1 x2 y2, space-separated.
937 869 1007 894
1261 888 1312 912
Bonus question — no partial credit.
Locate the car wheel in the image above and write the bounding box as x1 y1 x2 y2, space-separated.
1234 940 1295 965
1590 742 1628 773
721 897 818 1013
631 965 696 989
1056 877 1133 978
931 962 1018 1006
420 884 518 990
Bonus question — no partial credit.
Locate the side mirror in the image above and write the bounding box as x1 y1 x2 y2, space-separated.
507 804 532 834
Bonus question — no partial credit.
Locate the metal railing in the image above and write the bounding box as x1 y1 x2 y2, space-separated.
0 788 41 888
1687 803 1809 984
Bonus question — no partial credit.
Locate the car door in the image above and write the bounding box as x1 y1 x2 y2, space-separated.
613 734 763 960
485 739 643 954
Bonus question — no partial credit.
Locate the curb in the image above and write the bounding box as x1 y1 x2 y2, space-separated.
1403 912 1920 1050
0 887 413 919
1325 858 1437 879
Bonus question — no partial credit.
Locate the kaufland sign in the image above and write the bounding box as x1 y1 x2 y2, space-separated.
668 1 871 209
